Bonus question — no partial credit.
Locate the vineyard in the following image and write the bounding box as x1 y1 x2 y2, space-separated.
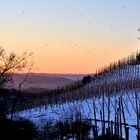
6 51 140 139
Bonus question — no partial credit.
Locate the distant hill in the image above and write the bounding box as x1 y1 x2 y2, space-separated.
12 73 85 91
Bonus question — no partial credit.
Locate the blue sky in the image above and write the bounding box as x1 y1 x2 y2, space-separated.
0 0 140 73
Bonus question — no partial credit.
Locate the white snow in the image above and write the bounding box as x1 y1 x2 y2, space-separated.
14 90 139 140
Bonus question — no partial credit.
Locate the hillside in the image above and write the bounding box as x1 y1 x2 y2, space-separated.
12 73 84 91
11 63 140 140
8 51 140 140
95 64 140 83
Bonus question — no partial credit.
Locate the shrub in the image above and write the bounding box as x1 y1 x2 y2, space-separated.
0 118 38 140
82 75 92 85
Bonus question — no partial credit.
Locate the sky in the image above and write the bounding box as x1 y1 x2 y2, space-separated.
0 0 140 74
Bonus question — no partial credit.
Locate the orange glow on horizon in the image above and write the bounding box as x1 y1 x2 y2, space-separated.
1 36 139 74
1 1 140 74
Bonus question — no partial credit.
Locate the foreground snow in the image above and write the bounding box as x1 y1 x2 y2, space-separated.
14 90 139 140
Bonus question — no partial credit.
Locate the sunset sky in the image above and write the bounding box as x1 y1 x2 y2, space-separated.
0 0 140 74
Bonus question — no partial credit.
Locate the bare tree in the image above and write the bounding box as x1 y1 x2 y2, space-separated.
0 47 33 119
0 47 33 89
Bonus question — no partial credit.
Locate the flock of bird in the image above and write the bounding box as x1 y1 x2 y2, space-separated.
18 3 140 56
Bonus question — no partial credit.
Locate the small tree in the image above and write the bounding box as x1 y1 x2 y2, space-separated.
0 47 33 88
82 75 92 85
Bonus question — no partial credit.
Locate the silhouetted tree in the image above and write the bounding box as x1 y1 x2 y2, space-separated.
0 47 33 119
82 75 92 85
0 47 33 88
136 51 140 64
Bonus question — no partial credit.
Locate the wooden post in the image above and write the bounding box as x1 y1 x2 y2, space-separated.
72 122 75 140
92 125 97 140
106 127 110 137
102 91 105 137
100 110 104 137
126 127 129 140
108 92 110 135
119 97 122 138
114 98 117 137
121 96 127 139
116 108 119 137
138 102 140 140
93 100 98 138
135 92 139 140
110 120 113 137
59 122 64 140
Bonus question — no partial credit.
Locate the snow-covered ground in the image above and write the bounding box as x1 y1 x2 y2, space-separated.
14 90 139 140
